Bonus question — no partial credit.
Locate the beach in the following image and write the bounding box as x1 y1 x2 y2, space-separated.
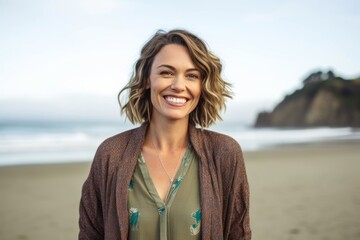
1 139 360 240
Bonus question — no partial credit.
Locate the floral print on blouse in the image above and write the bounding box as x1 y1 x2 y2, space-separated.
127 144 201 240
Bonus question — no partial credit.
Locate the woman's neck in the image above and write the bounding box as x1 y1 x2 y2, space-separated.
146 118 189 152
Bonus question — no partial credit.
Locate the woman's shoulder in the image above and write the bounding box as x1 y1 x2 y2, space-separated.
100 128 135 145
191 127 242 153
90 125 146 172
191 127 245 174
96 125 146 155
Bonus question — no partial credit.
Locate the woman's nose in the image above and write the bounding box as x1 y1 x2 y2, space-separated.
171 75 186 91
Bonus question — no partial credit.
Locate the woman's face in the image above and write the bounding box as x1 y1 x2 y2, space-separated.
148 44 202 123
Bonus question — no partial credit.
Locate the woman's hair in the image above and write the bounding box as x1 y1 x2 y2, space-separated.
118 29 233 128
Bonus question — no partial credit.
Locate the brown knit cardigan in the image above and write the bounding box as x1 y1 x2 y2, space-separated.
79 123 251 239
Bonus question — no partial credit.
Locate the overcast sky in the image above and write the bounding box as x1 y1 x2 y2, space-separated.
0 0 359 123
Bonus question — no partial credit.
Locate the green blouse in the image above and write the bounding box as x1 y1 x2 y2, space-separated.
127 145 201 240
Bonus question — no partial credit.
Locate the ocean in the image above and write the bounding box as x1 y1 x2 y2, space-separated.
0 120 359 166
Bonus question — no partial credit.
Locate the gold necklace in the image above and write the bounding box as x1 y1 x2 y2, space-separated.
151 139 185 184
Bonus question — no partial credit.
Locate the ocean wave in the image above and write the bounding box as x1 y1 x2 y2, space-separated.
0 132 100 153
1 122 359 166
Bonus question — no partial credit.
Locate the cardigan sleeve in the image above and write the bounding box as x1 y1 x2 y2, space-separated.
79 144 106 240
222 139 252 240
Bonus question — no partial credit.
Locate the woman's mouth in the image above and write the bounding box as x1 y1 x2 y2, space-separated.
164 96 188 105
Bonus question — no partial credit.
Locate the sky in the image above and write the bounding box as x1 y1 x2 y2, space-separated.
0 0 359 124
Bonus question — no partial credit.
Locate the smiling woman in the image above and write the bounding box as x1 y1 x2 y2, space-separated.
79 29 251 240
118 29 232 128
148 44 202 123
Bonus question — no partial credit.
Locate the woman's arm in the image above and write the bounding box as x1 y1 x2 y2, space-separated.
79 146 105 239
222 139 251 240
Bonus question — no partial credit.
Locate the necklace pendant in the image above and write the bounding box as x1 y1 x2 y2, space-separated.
151 139 185 187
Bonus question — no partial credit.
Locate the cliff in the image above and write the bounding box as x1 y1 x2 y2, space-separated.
255 71 360 128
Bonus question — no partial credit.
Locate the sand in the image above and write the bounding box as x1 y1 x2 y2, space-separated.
0 163 90 240
245 140 360 240
0 139 360 240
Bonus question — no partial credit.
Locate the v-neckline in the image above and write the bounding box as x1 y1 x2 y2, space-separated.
138 145 192 206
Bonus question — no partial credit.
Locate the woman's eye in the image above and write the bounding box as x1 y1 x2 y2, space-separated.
160 71 173 77
187 73 200 80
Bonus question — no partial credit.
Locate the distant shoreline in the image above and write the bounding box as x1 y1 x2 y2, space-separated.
1 116 359 167
0 137 359 168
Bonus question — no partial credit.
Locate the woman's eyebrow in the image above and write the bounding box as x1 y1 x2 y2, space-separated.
157 64 175 70
186 68 200 72
157 64 200 72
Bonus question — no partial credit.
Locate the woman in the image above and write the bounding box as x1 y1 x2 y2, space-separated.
79 29 251 240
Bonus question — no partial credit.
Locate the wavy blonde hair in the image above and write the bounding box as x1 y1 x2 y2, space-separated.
118 29 233 128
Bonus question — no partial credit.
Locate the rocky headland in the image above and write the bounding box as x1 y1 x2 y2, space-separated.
255 70 360 128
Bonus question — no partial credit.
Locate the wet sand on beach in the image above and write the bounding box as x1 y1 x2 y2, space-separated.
1 139 360 240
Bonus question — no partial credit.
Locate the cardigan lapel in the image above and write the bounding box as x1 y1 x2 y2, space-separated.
189 125 213 240
115 124 148 239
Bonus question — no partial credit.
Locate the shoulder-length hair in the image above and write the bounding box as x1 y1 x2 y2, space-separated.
118 29 232 128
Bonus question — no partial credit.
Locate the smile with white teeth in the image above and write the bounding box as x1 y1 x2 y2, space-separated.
164 96 187 104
